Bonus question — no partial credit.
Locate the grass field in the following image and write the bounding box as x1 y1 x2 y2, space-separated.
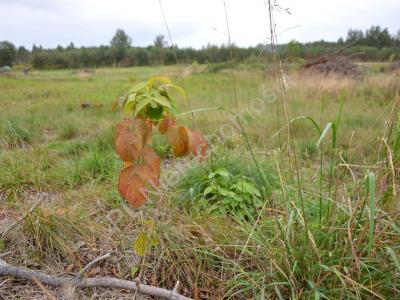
0 64 399 299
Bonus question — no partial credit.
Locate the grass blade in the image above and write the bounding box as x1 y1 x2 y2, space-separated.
366 171 376 253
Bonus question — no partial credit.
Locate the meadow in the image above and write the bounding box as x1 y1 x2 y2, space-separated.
0 63 399 299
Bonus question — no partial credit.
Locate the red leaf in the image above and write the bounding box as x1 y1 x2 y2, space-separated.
115 119 151 162
189 130 208 157
118 168 147 208
137 165 159 188
115 119 133 142
115 130 142 162
143 147 161 176
158 117 176 135
118 148 161 208
144 119 153 142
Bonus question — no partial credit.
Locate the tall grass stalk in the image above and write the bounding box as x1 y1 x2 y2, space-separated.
222 1 287 256
366 171 376 253
265 0 312 251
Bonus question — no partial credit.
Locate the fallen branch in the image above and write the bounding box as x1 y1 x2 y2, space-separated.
0 260 192 300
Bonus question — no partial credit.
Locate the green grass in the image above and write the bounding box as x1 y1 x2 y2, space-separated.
0 64 399 298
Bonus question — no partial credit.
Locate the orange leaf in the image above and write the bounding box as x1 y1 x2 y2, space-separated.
137 165 159 188
144 119 153 142
118 150 160 208
123 161 133 168
118 166 136 197
137 117 153 143
167 126 190 157
158 117 176 134
118 168 148 208
115 119 133 142
189 130 208 157
115 126 142 162
115 119 151 162
143 147 161 176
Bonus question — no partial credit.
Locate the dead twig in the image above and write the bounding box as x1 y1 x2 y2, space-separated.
0 197 45 237
0 251 11 258
79 252 111 277
0 260 192 300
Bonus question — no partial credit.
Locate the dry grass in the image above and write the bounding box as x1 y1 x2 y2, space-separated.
0 64 399 299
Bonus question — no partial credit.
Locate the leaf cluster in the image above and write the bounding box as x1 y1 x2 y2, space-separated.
114 77 207 207
193 168 263 220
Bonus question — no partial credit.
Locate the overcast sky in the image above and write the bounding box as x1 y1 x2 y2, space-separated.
0 0 399 49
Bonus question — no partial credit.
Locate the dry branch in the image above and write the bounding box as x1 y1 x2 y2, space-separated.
0 260 192 300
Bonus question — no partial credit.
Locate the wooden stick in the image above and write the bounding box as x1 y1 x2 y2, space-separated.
0 260 192 300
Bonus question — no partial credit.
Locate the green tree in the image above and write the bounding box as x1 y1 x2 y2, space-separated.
110 29 131 66
0 41 17 67
66 42 75 50
395 30 400 47
17 46 30 64
287 40 301 62
365 26 392 48
154 35 168 48
346 29 364 44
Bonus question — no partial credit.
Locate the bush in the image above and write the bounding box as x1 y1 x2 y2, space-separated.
175 153 276 219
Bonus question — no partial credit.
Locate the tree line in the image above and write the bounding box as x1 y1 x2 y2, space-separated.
1 26 399 69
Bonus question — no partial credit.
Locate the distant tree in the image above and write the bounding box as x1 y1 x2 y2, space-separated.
287 40 301 62
32 44 43 53
337 37 344 44
346 29 364 44
66 42 75 50
0 41 17 66
395 30 400 47
154 35 168 48
32 52 46 69
17 46 30 64
365 26 392 48
110 29 131 65
56 45 64 51
80 47 91 67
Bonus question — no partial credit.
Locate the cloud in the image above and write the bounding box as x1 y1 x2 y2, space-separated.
0 0 398 49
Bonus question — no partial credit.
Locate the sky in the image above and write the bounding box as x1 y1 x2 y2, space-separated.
0 0 399 49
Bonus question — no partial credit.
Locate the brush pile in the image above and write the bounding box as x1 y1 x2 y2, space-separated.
389 60 400 71
302 55 362 77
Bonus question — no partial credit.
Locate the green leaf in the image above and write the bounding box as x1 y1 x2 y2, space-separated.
133 98 152 117
130 266 139 278
233 179 261 197
133 232 149 257
127 91 137 101
129 82 147 94
143 95 171 108
317 122 337 151
203 185 217 195
158 83 187 99
148 76 172 88
124 92 138 112
209 168 230 179
218 187 238 198
147 105 164 120
151 233 159 246
124 99 136 112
